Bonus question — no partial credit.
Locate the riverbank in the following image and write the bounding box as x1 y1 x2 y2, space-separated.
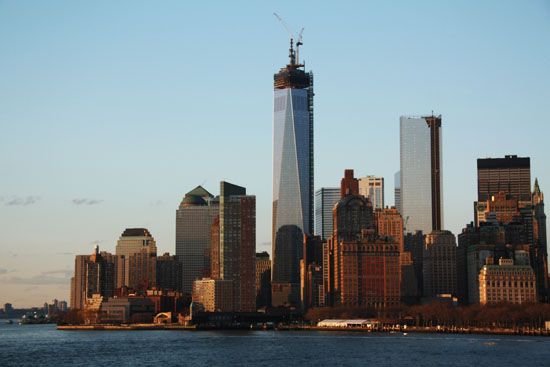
58 324 550 336
280 325 550 337
58 324 197 331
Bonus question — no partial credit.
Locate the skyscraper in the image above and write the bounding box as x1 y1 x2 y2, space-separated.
359 176 385 210
314 187 340 240
400 115 443 234
477 155 531 202
175 186 219 295
218 181 256 312
272 38 314 307
70 246 116 310
115 228 157 290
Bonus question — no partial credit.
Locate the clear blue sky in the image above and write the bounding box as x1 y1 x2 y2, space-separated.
1 0 549 307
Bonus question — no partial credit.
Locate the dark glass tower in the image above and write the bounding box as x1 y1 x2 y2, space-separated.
477 155 531 202
272 39 314 307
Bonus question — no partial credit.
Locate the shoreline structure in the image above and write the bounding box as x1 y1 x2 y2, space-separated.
57 324 550 337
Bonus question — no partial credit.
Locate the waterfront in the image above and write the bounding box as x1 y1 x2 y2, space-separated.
1 323 550 366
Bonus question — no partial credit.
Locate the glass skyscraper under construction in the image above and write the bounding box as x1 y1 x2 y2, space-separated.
272 39 314 307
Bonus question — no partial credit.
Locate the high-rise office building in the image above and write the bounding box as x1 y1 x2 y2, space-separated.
314 188 340 240
477 155 531 202
70 246 116 310
272 38 314 307
176 186 219 295
423 230 457 299
400 115 443 234
218 181 256 312
359 176 385 210
115 228 157 290
532 180 549 301
156 253 183 292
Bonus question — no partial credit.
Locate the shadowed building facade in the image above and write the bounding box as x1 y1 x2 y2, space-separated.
156 253 183 292
423 230 458 299
256 252 272 308
272 39 314 307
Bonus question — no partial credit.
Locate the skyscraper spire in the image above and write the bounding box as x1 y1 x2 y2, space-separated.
534 178 541 195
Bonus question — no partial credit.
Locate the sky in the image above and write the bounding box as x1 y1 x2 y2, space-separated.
1 0 549 307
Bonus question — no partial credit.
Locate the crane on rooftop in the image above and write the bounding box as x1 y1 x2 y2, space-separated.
273 13 304 66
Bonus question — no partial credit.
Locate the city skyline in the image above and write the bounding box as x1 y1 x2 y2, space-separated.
1 0 550 307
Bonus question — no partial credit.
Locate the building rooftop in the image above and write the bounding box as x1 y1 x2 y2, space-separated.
186 185 213 199
121 228 152 237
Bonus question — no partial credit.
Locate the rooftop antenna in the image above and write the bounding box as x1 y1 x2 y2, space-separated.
274 13 297 65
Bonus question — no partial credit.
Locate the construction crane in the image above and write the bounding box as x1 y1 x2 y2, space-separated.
296 27 304 65
273 13 304 66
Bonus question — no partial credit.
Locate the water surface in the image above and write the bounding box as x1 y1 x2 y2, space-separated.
1 323 549 366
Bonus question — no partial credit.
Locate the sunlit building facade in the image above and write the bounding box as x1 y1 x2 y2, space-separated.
359 176 384 210
400 115 443 234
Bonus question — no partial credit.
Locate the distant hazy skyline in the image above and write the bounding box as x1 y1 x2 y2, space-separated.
1 0 549 307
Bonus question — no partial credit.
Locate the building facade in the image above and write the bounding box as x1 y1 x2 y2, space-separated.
314 187 340 240
359 176 385 210
272 39 314 307
479 258 537 305
156 253 183 292
394 171 402 215
115 228 157 290
423 230 457 299
175 186 219 295
400 115 443 234
324 170 401 308
301 235 325 310
332 233 401 308
218 181 256 312
374 207 404 252
477 155 531 202
255 252 271 308
70 246 116 310
192 278 234 313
